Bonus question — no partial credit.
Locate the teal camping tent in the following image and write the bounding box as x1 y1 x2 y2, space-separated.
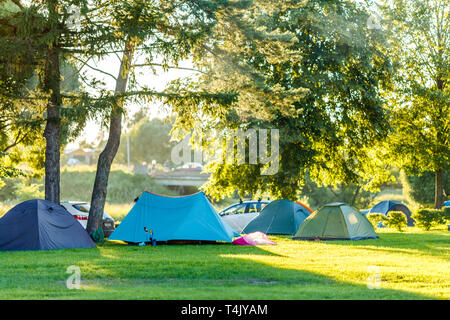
242 199 311 235
108 192 239 243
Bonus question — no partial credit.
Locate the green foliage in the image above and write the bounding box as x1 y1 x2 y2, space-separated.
0 166 177 204
60 167 177 204
1 0 237 205
0 1 82 179
441 207 450 224
299 174 376 210
170 0 394 200
0 1 47 179
13 181 44 202
0 177 15 200
367 213 388 228
400 170 450 206
381 0 449 207
385 211 408 232
116 117 175 166
0 156 23 180
412 209 446 231
443 207 450 223
0 177 43 202
0 0 21 16
0 201 13 217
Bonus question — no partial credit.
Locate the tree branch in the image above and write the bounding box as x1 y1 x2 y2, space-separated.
10 0 24 11
72 55 117 81
2 131 26 153
132 62 206 74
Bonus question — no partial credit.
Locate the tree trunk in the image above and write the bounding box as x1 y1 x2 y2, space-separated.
434 73 444 209
433 23 445 210
43 45 61 204
434 169 443 209
86 40 135 236
350 185 361 206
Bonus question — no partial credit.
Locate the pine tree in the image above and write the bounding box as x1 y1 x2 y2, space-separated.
2 1 238 237
0 0 118 203
0 0 49 179
71 0 240 236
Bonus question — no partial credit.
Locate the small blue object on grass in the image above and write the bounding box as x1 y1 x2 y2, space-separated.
143 226 157 246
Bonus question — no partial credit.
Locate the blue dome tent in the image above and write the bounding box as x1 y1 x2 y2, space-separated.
368 200 415 227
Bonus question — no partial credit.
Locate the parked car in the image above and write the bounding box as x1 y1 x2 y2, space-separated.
60 201 115 237
219 199 271 233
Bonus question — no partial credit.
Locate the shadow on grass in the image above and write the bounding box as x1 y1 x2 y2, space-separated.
55 240 436 299
0 238 442 299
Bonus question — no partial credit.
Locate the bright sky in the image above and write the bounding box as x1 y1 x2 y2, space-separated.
68 54 196 149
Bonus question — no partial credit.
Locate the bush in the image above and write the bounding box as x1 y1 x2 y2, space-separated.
14 181 44 202
442 206 450 223
412 209 446 231
400 170 450 206
0 177 44 202
60 168 178 203
367 213 388 228
385 211 408 232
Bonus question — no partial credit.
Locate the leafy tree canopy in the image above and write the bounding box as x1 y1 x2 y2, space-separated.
115 117 174 166
167 0 394 200
379 0 449 208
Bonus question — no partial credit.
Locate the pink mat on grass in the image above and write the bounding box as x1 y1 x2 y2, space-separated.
232 231 277 246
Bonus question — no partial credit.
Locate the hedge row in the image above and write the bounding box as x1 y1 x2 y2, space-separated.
367 207 450 231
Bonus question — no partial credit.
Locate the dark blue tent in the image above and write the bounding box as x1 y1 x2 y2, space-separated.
368 200 415 227
0 199 96 251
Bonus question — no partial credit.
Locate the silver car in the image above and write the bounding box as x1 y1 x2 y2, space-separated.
219 200 271 233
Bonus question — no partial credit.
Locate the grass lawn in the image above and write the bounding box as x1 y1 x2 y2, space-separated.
0 227 448 300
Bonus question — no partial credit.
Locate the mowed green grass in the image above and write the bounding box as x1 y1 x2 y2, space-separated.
0 228 448 300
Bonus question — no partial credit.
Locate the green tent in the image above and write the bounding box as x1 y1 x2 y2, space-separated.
293 202 378 240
